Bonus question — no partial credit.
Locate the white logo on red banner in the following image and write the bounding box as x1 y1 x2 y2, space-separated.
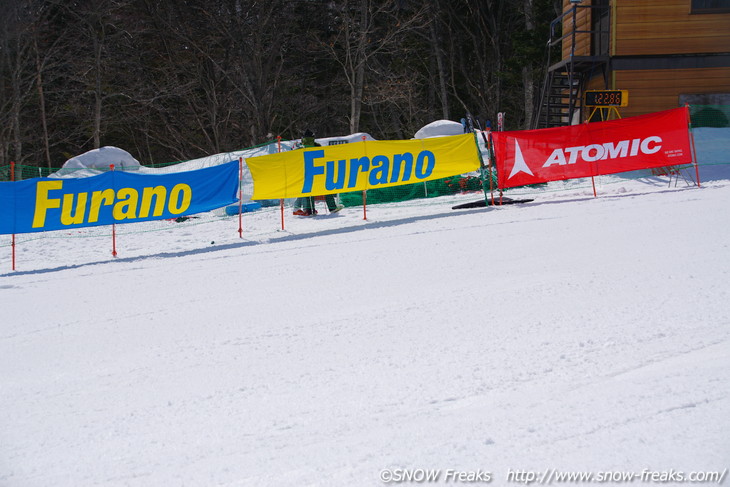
509 140 534 179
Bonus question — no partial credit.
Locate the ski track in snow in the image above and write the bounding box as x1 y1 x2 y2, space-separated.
1 171 729 486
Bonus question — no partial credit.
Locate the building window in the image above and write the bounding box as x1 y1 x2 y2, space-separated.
691 0 730 13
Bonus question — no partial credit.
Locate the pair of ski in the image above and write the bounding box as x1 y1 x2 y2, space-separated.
454 113 534 210
452 196 533 209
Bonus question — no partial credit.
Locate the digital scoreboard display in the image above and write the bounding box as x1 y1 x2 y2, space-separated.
584 90 628 107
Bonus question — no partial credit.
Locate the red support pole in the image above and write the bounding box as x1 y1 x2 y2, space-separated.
486 131 496 205
686 104 701 188
238 157 243 238
110 164 117 257
690 129 701 188
280 199 285 230
591 176 597 197
11 161 16 271
494 122 505 206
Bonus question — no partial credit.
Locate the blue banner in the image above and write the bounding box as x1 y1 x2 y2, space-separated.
0 161 239 235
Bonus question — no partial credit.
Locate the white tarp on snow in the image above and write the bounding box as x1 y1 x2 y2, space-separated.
53 146 141 178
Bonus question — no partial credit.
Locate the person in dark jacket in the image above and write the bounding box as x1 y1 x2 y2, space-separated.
292 130 343 215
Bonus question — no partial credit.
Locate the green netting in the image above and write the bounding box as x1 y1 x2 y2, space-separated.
339 174 492 207
0 164 52 181
690 104 730 128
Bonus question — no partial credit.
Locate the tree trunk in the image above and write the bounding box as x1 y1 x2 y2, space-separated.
351 60 365 133
429 7 449 120
93 32 102 149
350 0 369 134
34 38 52 169
522 0 535 129
11 38 23 163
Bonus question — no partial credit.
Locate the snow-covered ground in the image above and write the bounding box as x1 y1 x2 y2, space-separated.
1 130 729 486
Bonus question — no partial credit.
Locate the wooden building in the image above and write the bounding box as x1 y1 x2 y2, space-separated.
534 0 730 127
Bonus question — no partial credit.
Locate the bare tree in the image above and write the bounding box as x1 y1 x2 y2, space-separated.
428 1 450 120
0 2 36 165
0 0 561 172
522 0 536 129
320 0 430 133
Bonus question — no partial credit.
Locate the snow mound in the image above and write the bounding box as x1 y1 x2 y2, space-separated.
414 120 464 139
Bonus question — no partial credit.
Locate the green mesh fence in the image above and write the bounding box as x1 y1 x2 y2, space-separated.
0 164 51 181
690 104 730 128
339 174 490 207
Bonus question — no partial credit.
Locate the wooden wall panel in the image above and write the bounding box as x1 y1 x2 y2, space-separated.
615 0 730 56
612 67 730 117
619 38 730 56
585 76 609 94
559 0 730 59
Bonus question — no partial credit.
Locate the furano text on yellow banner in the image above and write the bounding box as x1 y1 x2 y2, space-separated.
246 133 480 200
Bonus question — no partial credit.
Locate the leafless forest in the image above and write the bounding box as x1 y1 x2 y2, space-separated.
0 0 559 168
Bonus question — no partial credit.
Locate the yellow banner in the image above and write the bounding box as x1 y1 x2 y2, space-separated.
246 133 480 199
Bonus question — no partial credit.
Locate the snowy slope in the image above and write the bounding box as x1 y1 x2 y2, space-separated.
1 138 729 486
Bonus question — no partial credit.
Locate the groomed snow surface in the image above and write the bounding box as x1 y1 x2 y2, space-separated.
2 148 730 485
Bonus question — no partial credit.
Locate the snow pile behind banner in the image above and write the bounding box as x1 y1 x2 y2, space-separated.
414 120 464 139
492 107 693 189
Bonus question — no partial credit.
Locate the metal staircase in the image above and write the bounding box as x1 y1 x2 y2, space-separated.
536 66 583 128
532 2 610 129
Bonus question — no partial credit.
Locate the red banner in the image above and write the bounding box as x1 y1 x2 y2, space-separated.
492 107 692 189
